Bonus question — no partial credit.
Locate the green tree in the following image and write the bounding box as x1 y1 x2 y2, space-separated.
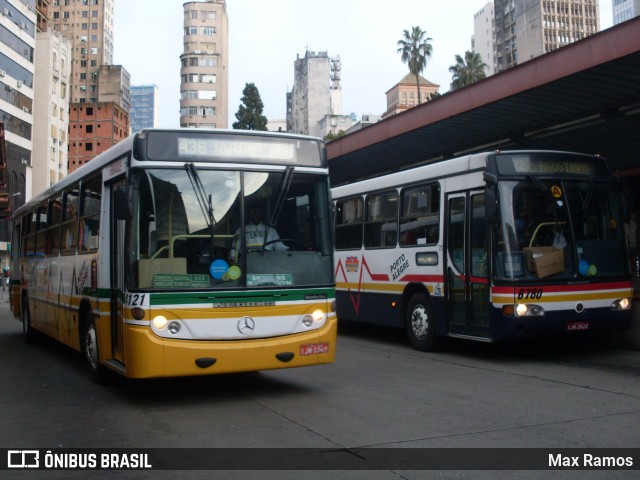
397 26 433 105
232 83 268 130
324 130 346 142
449 51 487 91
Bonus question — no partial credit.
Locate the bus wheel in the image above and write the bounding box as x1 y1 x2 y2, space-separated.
21 297 36 343
82 315 109 384
406 293 437 351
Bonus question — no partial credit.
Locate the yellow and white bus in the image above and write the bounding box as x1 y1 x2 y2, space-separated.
11 129 336 381
332 150 633 351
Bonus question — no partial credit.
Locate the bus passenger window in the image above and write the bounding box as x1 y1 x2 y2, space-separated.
47 197 63 256
79 176 102 253
400 183 440 246
364 191 398 249
61 188 80 255
335 197 363 250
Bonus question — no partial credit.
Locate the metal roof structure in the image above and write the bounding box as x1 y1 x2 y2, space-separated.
328 17 640 186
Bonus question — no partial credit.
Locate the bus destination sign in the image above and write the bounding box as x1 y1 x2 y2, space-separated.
496 154 605 176
177 137 296 162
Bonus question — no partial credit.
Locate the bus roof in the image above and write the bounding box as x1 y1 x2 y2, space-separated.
15 128 325 218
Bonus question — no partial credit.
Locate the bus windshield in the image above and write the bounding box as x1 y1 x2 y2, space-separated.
494 178 629 281
125 167 333 290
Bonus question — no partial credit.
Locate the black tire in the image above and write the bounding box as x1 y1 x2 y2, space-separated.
405 292 438 351
82 314 110 384
21 296 36 343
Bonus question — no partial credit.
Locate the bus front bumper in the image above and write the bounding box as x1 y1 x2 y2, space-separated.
120 317 337 379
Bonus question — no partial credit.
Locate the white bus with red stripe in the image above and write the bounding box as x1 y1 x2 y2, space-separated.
332 150 633 350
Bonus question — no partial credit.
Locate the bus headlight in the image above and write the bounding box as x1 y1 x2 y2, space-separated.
302 309 326 328
152 315 168 329
168 321 182 334
611 298 631 311
515 303 528 317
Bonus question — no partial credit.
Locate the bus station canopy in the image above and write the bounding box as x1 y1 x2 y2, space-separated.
327 17 640 187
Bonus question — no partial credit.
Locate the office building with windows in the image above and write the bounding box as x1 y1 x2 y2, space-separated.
613 0 640 24
0 0 39 210
49 0 129 173
494 0 600 72
180 0 228 128
472 2 496 76
130 84 159 132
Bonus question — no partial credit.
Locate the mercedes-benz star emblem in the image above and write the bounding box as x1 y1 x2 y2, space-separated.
237 316 255 335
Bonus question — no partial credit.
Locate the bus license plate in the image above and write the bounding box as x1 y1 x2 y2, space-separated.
567 321 589 331
300 343 329 356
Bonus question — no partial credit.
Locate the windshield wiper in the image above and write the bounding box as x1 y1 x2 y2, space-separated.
581 176 595 211
185 163 216 227
185 163 216 260
269 166 294 227
262 166 294 252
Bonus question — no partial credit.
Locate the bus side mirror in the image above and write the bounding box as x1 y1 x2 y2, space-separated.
485 189 499 223
115 185 132 220
484 172 499 223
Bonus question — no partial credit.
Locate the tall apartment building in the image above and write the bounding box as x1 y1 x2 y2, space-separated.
49 0 114 104
49 0 129 173
32 30 71 195
494 0 600 72
180 0 228 129
613 0 640 24
0 0 40 267
286 50 351 138
130 84 159 132
0 0 38 210
472 2 496 76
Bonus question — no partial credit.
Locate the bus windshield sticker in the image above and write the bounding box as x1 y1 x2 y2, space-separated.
153 274 210 288
247 274 293 286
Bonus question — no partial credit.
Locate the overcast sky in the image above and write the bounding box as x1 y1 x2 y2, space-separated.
113 0 614 129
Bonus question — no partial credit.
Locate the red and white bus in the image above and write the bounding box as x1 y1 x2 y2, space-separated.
332 150 633 350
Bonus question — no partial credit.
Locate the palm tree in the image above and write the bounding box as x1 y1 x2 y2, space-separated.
449 51 487 91
397 26 433 105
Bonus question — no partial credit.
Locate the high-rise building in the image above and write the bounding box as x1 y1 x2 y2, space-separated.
49 0 115 104
49 0 129 173
130 84 159 132
32 30 71 195
472 2 496 76
0 0 38 210
494 0 600 72
287 50 351 138
613 0 640 24
180 0 228 129
0 0 42 267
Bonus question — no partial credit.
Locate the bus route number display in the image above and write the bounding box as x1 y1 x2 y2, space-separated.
177 137 295 161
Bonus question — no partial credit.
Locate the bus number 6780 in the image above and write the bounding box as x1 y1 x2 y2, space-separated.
517 288 543 300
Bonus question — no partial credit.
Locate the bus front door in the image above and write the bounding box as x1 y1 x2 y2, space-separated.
109 181 125 364
445 191 490 338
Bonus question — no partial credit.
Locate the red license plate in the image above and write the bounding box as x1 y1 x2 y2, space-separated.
300 342 329 356
567 321 589 331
